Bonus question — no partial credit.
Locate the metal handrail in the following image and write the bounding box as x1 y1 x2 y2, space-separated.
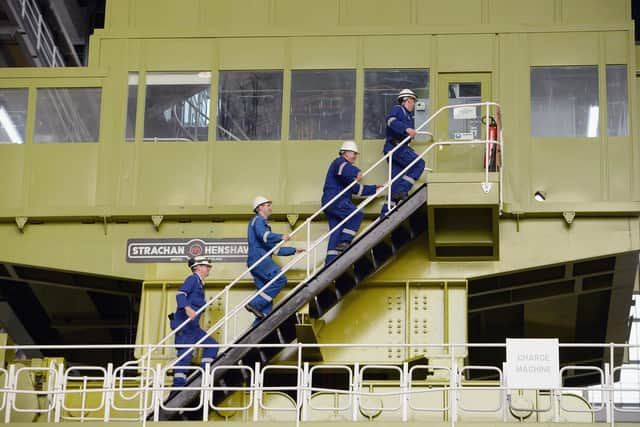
123 103 503 382
18 0 65 67
0 342 635 425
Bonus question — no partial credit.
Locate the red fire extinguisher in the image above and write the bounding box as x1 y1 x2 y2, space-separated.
481 116 499 172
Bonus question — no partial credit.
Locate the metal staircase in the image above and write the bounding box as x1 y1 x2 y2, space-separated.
133 101 502 421
154 184 428 419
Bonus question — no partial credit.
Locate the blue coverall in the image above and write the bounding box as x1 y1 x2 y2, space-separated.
322 157 377 264
381 104 426 216
170 273 218 387
246 215 296 324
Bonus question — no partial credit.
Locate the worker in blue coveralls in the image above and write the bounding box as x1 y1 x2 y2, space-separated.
381 88 426 216
322 140 380 265
245 196 304 325
169 256 218 388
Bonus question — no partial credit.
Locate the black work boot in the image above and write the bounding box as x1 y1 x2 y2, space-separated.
245 303 265 318
335 241 350 253
391 192 409 203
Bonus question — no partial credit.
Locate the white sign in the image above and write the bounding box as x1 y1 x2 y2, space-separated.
453 106 477 120
506 338 559 389
454 132 474 140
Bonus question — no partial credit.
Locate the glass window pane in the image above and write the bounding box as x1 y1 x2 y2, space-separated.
0 88 27 144
363 69 429 140
448 82 481 140
144 72 211 142
531 66 599 138
606 64 628 137
290 70 355 140
217 70 283 141
125 73 138 142
34 88 102 143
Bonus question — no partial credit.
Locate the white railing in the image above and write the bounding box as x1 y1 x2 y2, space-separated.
0 342 635 426
16 0 65 67
134 102 504 393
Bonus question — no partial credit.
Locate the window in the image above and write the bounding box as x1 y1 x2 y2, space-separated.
448 82 481 140
531 66 599 138
34 88 102 143
606 65 628 137
0 88 27 144
125 73 138 142
144 72 211 142
290 70 355 140
363 70 429 139
217 71 283 141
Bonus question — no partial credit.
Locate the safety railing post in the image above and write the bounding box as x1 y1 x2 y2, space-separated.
301 362 310 422
552 387 560 422
153 363 162 422
253 362 261 422
352 362 360 421
500 362 509 422
296 344 303 427
103 363 113 422
306 223 311 277
202 363 210 422
402 361 409 422
223 288 230 347
387 152 393 212
53 362 64 423
4 364 14 424
450 345 458 427
609 342 615 427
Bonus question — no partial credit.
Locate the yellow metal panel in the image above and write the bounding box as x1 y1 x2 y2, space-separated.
273 0 339 27
528 32 599 66
134 144 209 207
316 285 406 363
210 142 283 207
198 0 271 31
290 37 358 69
219 38 286 70
342 0 412 26
562 0 629 24
416 0 483 25
142 38 213 70
531 140 602 203
362 35 431 68
605 31 629 64
608 139 632 201
408 283 445 358
104 0 131 31
428 182 499 205
27 146 99 209
285 142 339 206
0 146 25 210
133 0 201 30
436 35 495 72
489 0 555 25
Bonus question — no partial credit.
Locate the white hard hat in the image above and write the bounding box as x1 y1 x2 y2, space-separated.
397 88 417 102
188 256 212 270
252 195 271 211
339 140 359 154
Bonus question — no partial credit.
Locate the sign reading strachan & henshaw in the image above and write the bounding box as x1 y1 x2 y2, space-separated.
126 238 248 263
506 338 560 389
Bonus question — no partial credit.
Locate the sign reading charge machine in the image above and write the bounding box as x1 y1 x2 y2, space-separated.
505 338 560 389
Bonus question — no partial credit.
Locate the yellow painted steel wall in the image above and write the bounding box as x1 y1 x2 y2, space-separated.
0 0 636 280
